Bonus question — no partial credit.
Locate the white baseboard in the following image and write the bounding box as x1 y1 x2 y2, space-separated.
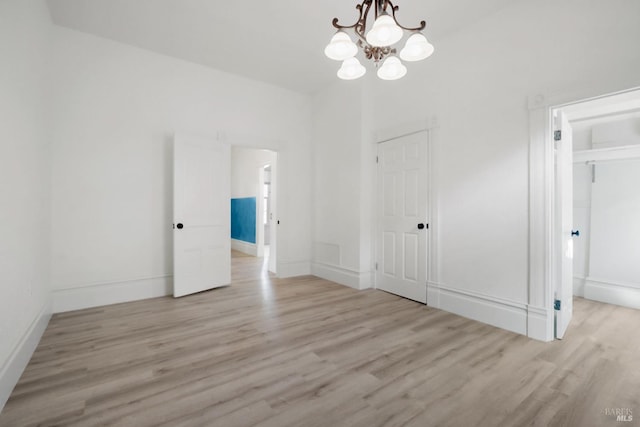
231 239 258 257
0 301 51 412
427 282 529 336
573 276 586 297
311 262 373 290
526 305 554 342
584 277 640 310
277 260 311 278
53 275 173 313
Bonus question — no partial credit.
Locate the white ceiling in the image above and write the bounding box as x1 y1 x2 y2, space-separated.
46 0 516 94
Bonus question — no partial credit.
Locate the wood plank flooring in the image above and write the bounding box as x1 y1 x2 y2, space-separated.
1 252 639 426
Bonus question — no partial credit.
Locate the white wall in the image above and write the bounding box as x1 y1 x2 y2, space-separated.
573 122 594 293
49 26 313 312
0 0 52 409
572 161 592 289
231 148 276 199
313 0 640 335
311 81 375 290
572 127 592 151
592 116 640 149
589 159 640 286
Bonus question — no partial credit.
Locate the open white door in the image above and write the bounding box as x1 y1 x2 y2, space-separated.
376 132 428 303
267 158 277 274
554 111 574 338
173 133 230 298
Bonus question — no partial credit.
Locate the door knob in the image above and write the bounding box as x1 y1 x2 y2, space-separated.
571 230 579 237
417 223 425 230
177 223 184 230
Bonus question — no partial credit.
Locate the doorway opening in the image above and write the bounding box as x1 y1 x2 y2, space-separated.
230 147 278 278
551 88 640 337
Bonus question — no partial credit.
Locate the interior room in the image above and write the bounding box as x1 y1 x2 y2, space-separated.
1 0 639 425
562 92 640 309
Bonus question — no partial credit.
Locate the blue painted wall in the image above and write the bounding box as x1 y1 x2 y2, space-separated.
230 197 256 244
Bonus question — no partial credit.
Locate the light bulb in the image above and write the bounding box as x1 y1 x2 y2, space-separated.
324 31 358 61
377 27 391 44
337 57 366 80
366 14 403 47
377 55 407 80
400 33 434 62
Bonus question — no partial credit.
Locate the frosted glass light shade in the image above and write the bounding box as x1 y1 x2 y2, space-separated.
377 56 407 80
324 31 358 61
337 57 366 80
399 33 434 62
365 14 403 47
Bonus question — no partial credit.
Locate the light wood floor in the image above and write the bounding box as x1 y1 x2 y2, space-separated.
1 252 639 427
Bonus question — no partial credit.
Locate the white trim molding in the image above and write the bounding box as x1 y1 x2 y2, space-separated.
52 275 173 313
0 301 51 412
427 281 552 341
311 262 373 290
584 277 640 310
526 305 553 342
373 117 438 143
276 259 311 278
231 238 258 257
528 98 555 340
574 145 640 163
573 276 586 297
427 282 528 336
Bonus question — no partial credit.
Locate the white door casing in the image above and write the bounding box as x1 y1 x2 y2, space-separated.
173 133 230 298
267 158 277 274
376 132 428 303
554 111 574 338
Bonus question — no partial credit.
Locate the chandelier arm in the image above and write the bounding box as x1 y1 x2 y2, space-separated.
388 3 426 32
331 0 373 47
355 0 374 41
332 0 370 30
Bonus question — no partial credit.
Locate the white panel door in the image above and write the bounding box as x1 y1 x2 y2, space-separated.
173 133 230 298
554 112 574 338
377 132 428 303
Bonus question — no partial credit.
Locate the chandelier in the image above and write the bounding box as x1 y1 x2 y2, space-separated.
324 0 434 81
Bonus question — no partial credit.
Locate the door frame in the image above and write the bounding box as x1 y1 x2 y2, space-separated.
528 85 640 341
225 133 279 275
373 120 438 303
551 110 574 339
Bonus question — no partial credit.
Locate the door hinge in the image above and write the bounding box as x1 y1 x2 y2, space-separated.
554 130 562 141
554 299 561 311
375 262 378 270
426 223 429 229
376 156 379 163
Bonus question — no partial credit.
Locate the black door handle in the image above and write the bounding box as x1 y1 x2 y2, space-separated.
417 223 425 230
177 223 184 230
571 230 579 237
